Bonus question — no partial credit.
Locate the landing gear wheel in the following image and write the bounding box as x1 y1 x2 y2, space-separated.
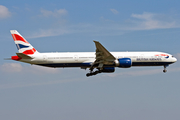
86 73 90 77
86 70 102 77
163 70 167 73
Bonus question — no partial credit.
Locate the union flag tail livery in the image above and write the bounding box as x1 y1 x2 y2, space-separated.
9 30 177 77
10 30 38 55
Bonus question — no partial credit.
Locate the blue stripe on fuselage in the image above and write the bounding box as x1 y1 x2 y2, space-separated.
36 62 173 68
132 62 173 66
37 63 92 68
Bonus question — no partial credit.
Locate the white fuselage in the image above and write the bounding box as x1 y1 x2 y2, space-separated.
19 51 177 68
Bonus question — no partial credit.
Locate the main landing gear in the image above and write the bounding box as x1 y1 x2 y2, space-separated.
163 65 168 73
86 70 102 77
86 67 102 77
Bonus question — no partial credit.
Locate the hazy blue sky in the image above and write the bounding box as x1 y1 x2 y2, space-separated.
1 0 180 120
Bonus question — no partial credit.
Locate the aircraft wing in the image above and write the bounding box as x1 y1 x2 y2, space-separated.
91 41 116 70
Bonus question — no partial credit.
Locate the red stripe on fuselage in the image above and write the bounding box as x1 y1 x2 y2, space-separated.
23 48 36 55
155 54 169 56
11 34 29 43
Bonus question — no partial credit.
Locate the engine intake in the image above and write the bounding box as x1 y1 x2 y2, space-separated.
115 58 132 68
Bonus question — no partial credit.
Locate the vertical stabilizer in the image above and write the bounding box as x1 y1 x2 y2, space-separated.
10 30 38 55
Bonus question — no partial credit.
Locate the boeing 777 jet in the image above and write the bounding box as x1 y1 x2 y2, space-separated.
9 30 177 77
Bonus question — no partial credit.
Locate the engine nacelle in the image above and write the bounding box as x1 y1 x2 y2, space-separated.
102 67 115 73
115 58 132 68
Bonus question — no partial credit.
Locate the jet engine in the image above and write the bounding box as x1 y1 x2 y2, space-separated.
115 58 132 68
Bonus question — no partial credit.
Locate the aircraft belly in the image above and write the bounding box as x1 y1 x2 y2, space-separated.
132 61 173 66
36 62 92 68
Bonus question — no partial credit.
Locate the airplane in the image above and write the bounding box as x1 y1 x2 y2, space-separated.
9 30 177 77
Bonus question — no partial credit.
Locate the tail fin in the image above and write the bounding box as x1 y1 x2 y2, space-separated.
10 30 38 55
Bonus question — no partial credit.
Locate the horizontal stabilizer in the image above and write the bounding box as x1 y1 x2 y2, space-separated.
16 53 33 59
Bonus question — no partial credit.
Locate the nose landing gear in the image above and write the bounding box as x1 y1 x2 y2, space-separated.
163 65 168 73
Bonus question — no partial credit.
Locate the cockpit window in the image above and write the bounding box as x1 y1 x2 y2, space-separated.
172 56 174 57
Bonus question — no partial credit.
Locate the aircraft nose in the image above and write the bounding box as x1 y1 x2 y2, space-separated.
173 57 177 62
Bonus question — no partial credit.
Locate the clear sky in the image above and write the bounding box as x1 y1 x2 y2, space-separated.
0 0 180 120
